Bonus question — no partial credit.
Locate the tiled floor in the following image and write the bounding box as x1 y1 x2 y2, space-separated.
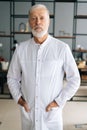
63 101 87 130
0 99 87 130
0 99 21 130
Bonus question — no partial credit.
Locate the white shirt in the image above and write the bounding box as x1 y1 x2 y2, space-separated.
7 35 80 130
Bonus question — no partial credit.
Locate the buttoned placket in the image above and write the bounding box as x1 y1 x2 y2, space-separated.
35 46 42 130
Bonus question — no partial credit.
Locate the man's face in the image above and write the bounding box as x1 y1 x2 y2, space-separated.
29 7 50 38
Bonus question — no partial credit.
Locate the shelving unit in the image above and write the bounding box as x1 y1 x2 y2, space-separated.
2 0 86 59
0 0 77 60
73 0 87 59
11 0 78 45
73 49 87 60
55 36 75 39
54 0 77 49
72 0 87 83
0 1 11 97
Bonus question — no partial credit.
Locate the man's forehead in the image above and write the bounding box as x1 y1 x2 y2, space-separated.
30 9 48 16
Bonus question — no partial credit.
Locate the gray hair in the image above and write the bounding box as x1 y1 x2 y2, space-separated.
28 4 50 19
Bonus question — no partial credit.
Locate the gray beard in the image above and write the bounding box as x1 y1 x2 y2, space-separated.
31 29 48 38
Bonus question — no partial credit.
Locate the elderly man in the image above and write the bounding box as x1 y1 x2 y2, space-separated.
7 4 80 130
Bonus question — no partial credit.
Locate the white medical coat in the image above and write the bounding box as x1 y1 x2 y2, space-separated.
7 35 80 130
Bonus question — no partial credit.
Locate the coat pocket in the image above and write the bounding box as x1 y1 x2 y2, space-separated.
47 107 61 122
21 106 33 123
46 107 63 129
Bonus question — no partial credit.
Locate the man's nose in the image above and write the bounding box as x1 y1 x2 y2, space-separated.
36 18 40 24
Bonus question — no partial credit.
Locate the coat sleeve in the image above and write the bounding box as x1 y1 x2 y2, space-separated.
7 47 22 103
55 44 80 108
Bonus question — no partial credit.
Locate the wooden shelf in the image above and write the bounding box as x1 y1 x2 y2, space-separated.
11 14 28 18
55 36 75 39
73 33 87 36
73 49 87 53
74 15 87 19
12 31 32 34
0 34 13 37
2 0 77 2
11 14 54 18
55 0 77 2
1 0 32 1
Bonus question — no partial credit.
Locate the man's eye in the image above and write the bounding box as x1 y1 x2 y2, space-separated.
40 17 44 20
32 17 36 20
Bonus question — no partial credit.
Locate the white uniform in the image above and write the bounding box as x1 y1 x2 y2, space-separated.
7 35 80 130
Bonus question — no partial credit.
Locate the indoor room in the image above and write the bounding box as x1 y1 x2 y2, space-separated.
0 0 87 130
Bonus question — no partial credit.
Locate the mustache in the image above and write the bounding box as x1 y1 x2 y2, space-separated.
33 26 43 30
